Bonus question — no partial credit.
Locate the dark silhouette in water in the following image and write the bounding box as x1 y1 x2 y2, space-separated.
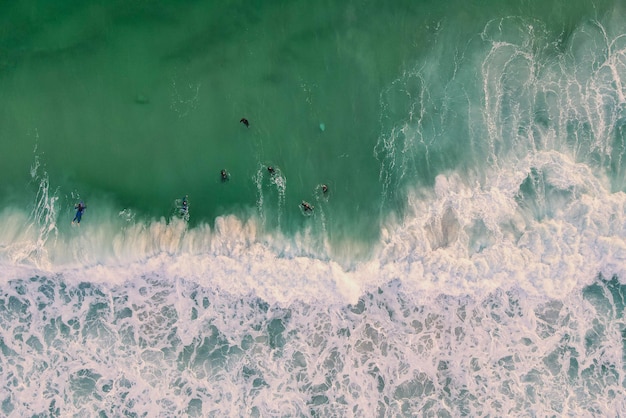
221 169 229 182
72 201 86 225
240 118 249 127
267 166 275 175
301 201 314 212
180 195 189 217
321 184 328 194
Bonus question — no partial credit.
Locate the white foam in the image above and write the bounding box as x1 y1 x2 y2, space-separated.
2 150 625 307
379 150 626 296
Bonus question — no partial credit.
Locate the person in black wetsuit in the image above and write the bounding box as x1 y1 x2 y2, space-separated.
221 169 229 182
180 195 189 217
301 201 313 212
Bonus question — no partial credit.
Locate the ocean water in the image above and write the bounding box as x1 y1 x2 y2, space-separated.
1 0 626 416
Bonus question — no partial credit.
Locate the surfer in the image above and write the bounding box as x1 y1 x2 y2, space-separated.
221 169 229 182
321 184 328 194
267 166 275 175
72 201 86 225
301 201 313 212
240 118 249 128
180 195 189 216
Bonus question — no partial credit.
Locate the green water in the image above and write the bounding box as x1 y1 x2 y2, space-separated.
0 0 617 248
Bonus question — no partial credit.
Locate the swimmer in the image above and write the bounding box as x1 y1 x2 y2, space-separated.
267 166 275 175
72 201 86 225
240 118 249 128
321 184 328 194
221 169 229 182
301 201 313 212
180 195 189 215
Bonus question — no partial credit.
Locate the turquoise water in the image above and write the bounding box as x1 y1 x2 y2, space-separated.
2 0 626 416
2 0 440 248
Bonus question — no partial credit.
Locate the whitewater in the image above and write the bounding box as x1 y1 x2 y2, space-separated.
1 1 626 416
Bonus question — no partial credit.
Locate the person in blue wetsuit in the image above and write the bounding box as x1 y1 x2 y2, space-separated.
72 201 86 225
